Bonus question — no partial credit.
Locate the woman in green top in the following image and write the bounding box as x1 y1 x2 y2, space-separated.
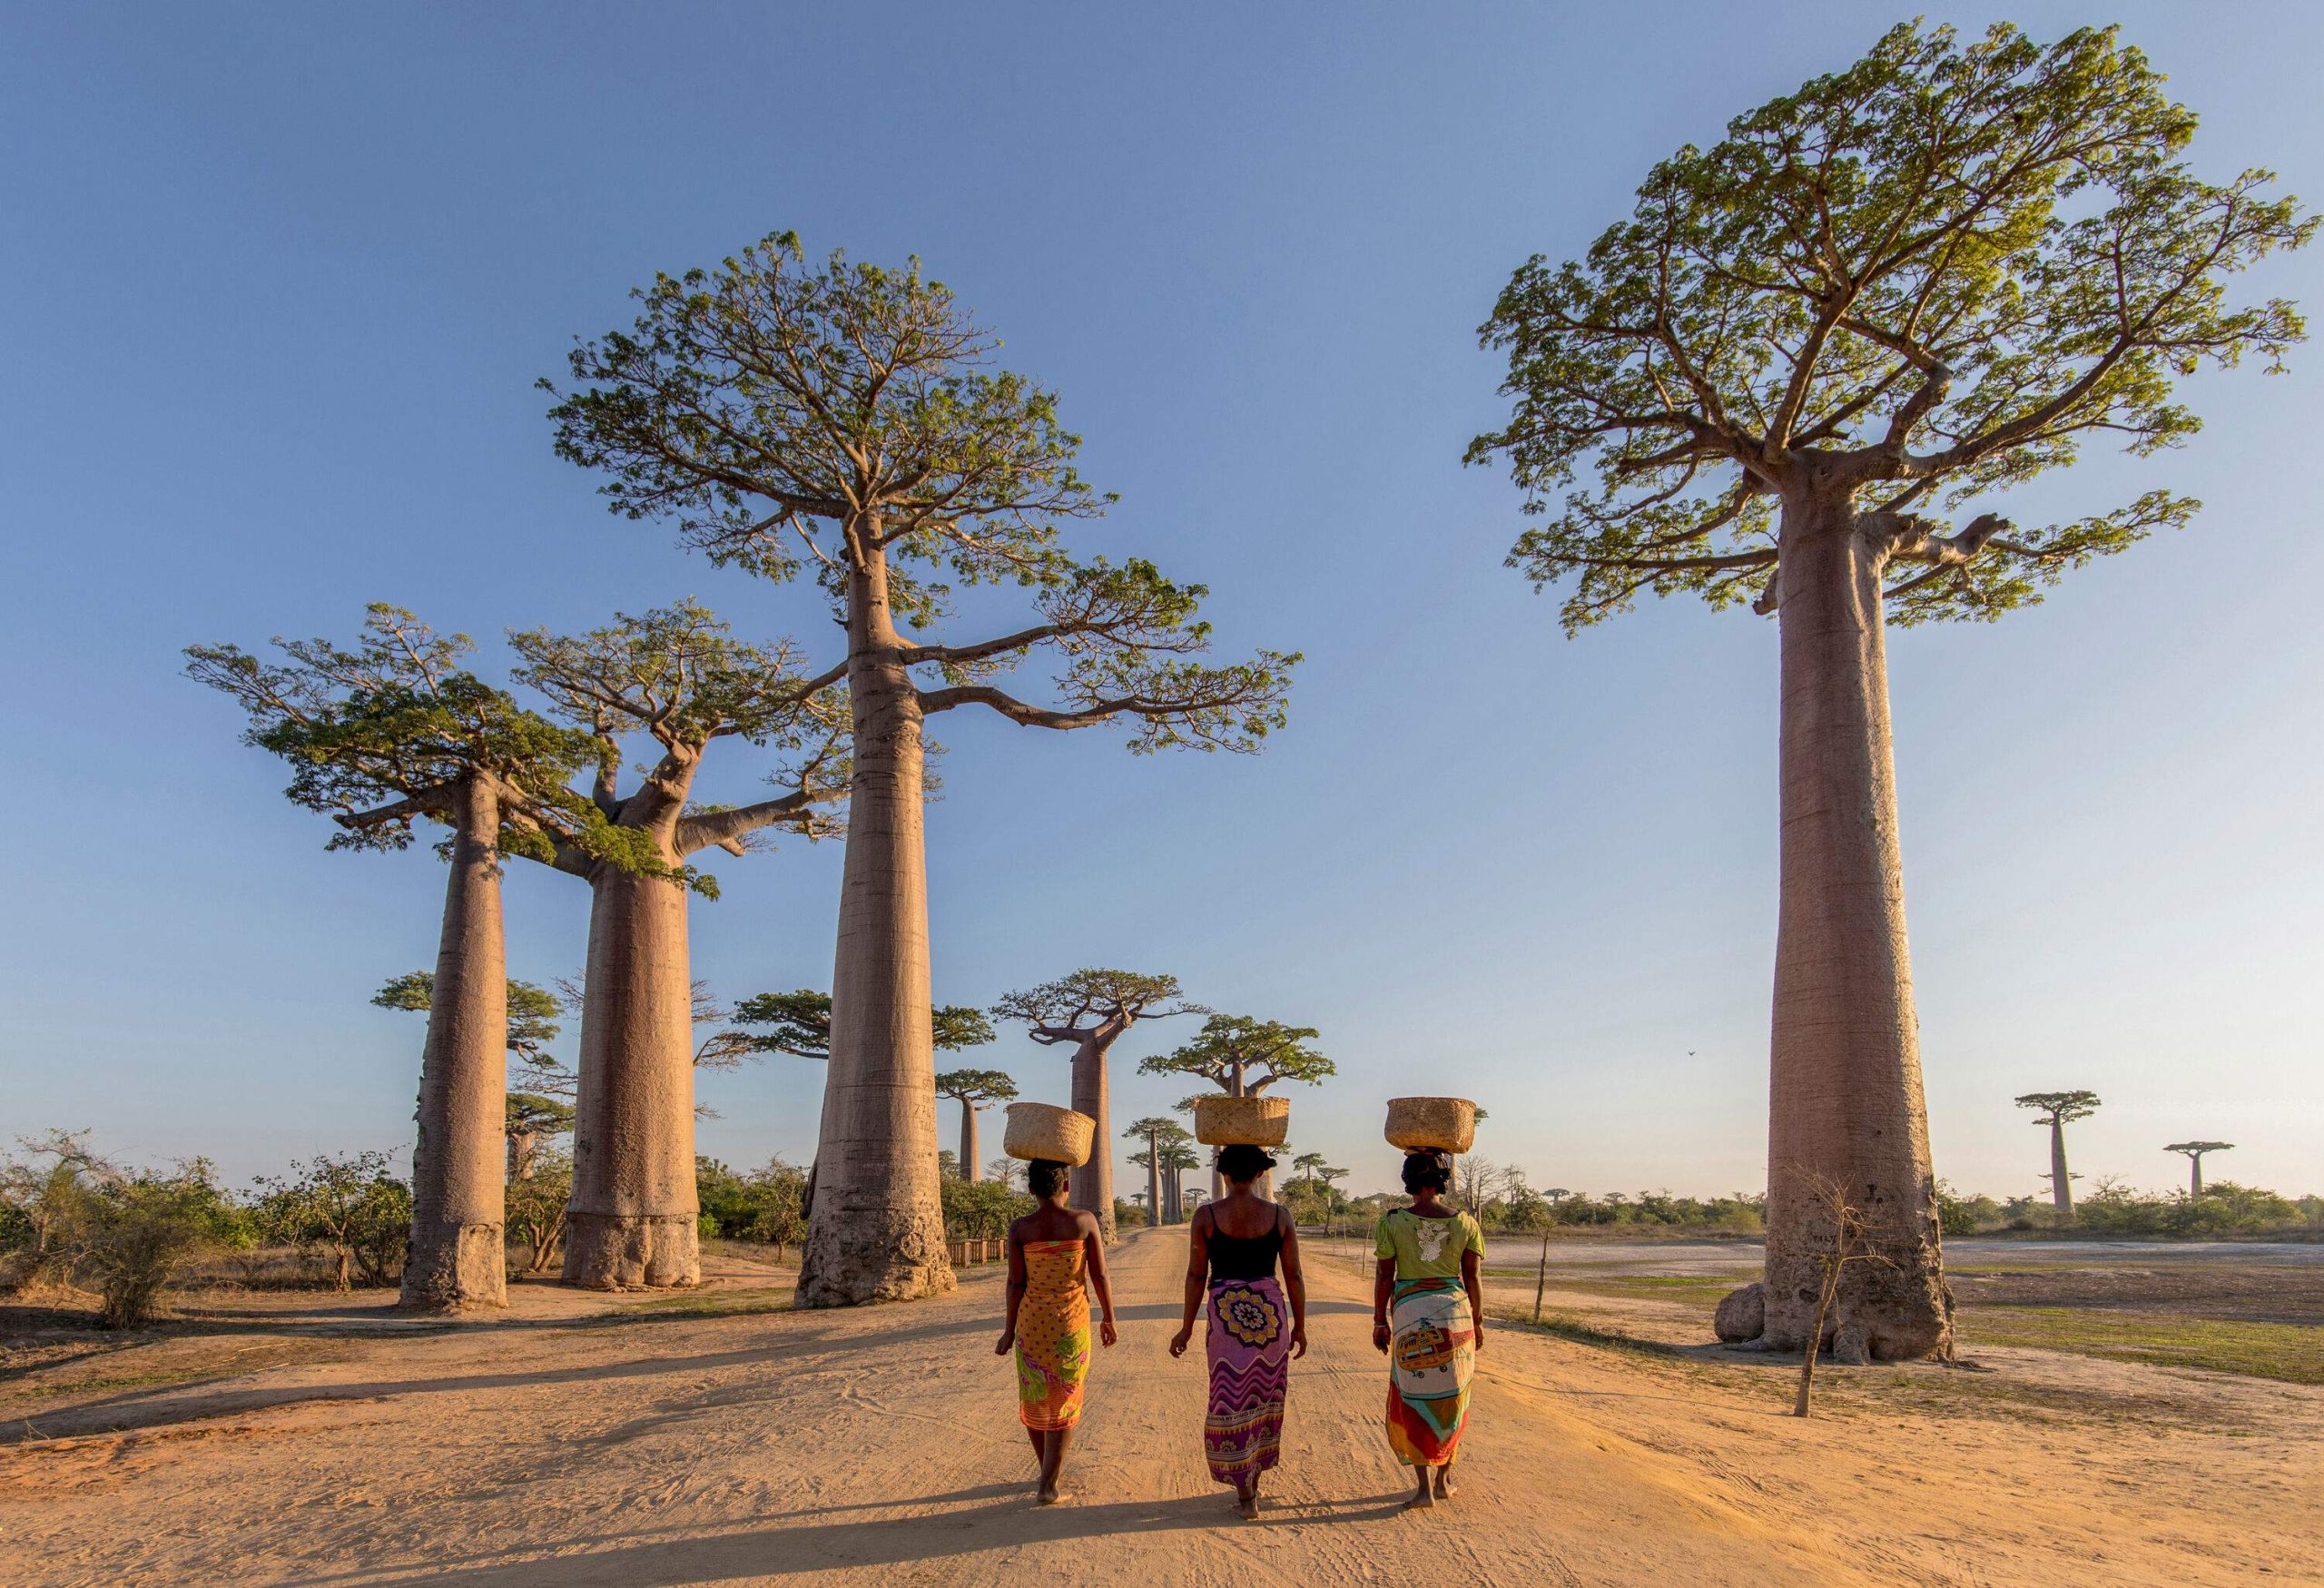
1372 1149 1484 1507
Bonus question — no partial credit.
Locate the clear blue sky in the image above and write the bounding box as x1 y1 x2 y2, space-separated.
5 4 2319 1204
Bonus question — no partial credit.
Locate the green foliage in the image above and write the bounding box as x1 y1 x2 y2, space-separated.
375 972 571 1096
934 1068 1018 1106
694 1158 810 1258
2017 1090 2102 1126
544 231 1295 751
994 970 1201 1032
2074 1180 2306 1237
1470 22 2313 631
505 1093 576 1138
184 605 599 851
505 1149 574 1274
726 988 994 1060
77 1160 240 1329
0 1129 103 1288
251 1151 412 1289
1139 1012 1334 1094
1936 1179 2005 1236
941 1176 1034 1240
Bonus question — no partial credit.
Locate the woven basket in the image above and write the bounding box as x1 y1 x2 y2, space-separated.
1192 1093 1289 1147
1384 1097 1476 1155
1003 1102 1095 1166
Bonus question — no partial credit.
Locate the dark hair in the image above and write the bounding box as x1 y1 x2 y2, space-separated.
1217 1143 1277 1184
1027 1159 1069 1198
1401 1149 1452 1194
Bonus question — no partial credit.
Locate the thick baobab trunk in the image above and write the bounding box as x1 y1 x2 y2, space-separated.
565 864 701 1288
1145 1131 1162 1231
1068 1036 1117 1240
797 554 953 1307
2190 1156 2204 1198
1758 488 1951 1362
402 778 509 1310
959 1100 981 1183
2048 1119 2076 1222
507 1129 537 1182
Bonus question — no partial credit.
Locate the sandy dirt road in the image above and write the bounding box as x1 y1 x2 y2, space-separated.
5 1227 2319 1586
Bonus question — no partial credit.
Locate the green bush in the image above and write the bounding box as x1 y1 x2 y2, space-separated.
251 1151 410 1288
80 1160 239 1328
695 1158 809 1259
942 1177 1032 1240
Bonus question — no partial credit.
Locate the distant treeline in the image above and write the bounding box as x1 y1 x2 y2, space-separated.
1940 1179 2323 1238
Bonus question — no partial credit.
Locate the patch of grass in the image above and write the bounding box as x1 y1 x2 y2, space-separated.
1488 1306 1699 1360
1959 1306 2324 1385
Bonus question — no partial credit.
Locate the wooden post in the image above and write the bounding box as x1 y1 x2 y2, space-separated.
1533 1232 1551 1323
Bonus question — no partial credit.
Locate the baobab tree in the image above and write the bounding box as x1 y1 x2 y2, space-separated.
507 602 848 1289
727 990 995 1215
502 1095 576 1182
191 608 596 1309
1124 1116 1194 1227
1139 1014 1334 1198
934 1069 1018 1184
2017 1091 2102 1224
546 233 1297 1305
2165 1139 2233 1197
994 970 1206 1241
1469 22 2312 1358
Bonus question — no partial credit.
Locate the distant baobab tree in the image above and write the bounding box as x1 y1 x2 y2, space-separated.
934 1070 1019 1183
1469 20 2314 1359
994 970 1206 1242
190 607 598 1310
2016 1091 2102 1223
1123 1117 1188 1228
1140 1014 1334 1198
2165 1140 2234 1197
547 232 1297 1307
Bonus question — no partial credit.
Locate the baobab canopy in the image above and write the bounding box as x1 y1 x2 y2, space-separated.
1471 21 2314 631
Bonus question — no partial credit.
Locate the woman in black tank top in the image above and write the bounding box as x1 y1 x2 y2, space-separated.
1167 1143 1308 1519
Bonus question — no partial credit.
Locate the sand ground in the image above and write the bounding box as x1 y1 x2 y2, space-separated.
5 1228 2319 1586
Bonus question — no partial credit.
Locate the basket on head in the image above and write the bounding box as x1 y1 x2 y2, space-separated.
1003 1102 1095 1167
1192 1093 1290 1147
1384 1097 1476 1155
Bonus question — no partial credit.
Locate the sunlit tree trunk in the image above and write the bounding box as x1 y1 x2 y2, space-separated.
565 864 700 1288
797 545 954 1307
2047 1119 2076 1221
959 1100 981 1183
1759 488 1951 1361
1068 1032 1118 1239
402 776 509 1310
1145 1129 1161 1231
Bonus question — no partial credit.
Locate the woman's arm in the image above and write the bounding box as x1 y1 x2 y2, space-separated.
995 1222 1028 1356
1373 1256 1396 1354
1462 1244 1485 1355
1168 1208 1210 1357
1278 1207 1308 1359
1083 1213 1118 1347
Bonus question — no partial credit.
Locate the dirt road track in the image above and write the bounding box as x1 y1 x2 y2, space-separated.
5 1228 2317 1585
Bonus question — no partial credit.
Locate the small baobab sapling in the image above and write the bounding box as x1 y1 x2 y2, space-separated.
1789 1169 1896 1417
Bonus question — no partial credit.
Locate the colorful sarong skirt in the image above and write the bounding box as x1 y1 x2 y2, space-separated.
1015 1238 1091 1430
1203 1275 1290 1485
1386 1276 1474 1466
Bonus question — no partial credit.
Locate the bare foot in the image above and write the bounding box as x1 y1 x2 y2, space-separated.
1236 1491 1260 1521
1037 1484 1064 1505
1406 1483 1437 1511
1433 1466 1456 1500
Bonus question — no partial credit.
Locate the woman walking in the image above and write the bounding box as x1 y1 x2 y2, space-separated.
996 1158 1118 1504
1169 1143 1307 1519
1373 1149 1484 1507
